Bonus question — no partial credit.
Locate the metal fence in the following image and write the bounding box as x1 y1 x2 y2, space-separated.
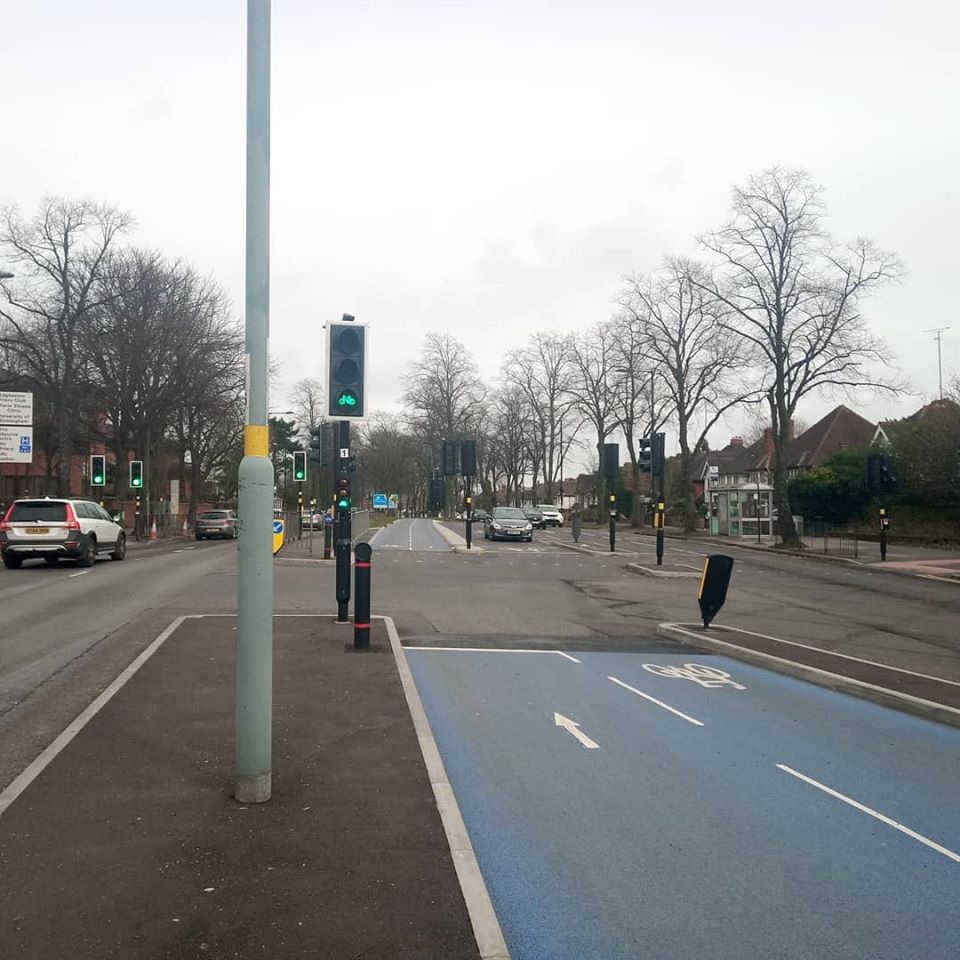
798 519 860 559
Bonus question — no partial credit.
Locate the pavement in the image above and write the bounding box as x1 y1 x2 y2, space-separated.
0 616 482 960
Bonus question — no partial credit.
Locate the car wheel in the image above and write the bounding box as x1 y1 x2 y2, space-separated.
79 537 95 567
3 553 23 569
195 533 203 541
110 533 126 561
525 536 533 542
45 556 60 565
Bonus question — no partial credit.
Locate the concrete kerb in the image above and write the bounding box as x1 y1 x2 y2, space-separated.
626 562 700 579
657 621 960 731
432 520 486 556
382 615 510 960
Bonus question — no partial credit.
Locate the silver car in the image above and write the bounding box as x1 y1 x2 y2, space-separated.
0 497 127 568
483 506 534 542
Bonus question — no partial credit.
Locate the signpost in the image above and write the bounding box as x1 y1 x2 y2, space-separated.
372 492 390 510
0 392 34 465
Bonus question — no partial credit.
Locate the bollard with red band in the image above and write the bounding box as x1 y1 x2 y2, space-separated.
353 541 372 650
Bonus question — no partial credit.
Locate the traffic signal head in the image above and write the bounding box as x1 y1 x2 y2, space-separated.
336 476 351 510
651 433 666 478
603 443 620 482
460 440 477 477
129 459 143 488
293 450 307 482
327 319 367 418
90 455 106 486
637 437 652 474
441 439 460 477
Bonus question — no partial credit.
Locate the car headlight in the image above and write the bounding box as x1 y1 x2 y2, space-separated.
525 523 532 531
492 523 503 530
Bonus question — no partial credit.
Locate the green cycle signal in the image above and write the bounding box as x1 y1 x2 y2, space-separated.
336 389 358 408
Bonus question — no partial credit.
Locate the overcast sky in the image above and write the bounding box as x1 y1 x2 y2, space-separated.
4 1 958 462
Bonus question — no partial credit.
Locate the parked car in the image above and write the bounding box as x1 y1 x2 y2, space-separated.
0 497 126 568
300 511 324 530
195 509 238 540
483 506 534 542
536 504 564 527
523 507 545 529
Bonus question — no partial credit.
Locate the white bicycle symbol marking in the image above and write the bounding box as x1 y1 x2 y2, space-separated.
642 662 746 690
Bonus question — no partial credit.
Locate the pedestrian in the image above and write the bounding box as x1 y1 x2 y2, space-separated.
571 502 582 543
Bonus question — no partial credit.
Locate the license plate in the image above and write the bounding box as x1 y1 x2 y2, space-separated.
25 527 49 534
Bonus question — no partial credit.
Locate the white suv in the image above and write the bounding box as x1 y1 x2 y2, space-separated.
0 497 127 569
536 504 564 527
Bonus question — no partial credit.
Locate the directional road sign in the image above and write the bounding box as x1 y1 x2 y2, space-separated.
272 518 285 555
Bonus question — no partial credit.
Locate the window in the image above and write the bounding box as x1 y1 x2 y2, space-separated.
9 501 68 522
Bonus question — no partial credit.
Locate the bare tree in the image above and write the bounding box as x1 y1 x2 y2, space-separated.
503 333 575 504
568 323 617 513
698 168 902 545
0 197 132 493
290 377 325 434
403 332 486 450
619 258 756 530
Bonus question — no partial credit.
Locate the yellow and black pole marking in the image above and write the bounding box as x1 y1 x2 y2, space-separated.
609 493 617 552
698 554 735 629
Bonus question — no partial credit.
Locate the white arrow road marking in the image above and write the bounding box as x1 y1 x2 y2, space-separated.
608 676 704 726
777 764 960 864
554 713 600 749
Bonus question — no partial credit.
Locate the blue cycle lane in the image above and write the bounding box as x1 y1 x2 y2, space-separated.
405 646 960 960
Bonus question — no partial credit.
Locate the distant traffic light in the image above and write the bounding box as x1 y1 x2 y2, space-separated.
129 459 143 489
460 440 477 477
867 452 896 492
336 476 351 510
603 443 620 482
651 433 666 478
327 316 367 418
90 455 106 486
637 437 652 474
293 450 307 482
441 439 460 476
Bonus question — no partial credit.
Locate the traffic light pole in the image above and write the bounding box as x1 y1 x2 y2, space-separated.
464 477 472 550
235 0 274 805
335 420 352 622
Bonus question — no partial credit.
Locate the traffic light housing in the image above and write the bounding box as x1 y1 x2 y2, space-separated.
441 439 460 476
651 433 666 478
90 455 106 486
637 438 652 474
603 443 620 482
336 476 351 511
129 459 143 489
293 450 307 482
867 453 897 492
460 440 477 477
428 476 445 512
327 317 367 418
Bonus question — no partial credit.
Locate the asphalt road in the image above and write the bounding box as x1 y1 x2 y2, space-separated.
0 537 239 787
369 516 452 552
407 645 960 960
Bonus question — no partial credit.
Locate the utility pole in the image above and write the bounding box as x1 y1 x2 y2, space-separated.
924 327 950 400
235 0 273 805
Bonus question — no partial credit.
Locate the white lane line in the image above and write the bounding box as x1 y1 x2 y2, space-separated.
556 652 582 663
917 574 960 585
607 676 705 726
554 712 600 749
776 764 960 864
663 622 960 689
68 570 90 578
0 615 196 819
407 646 576 659
408 520 414 552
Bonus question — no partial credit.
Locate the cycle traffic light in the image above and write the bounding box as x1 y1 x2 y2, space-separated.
327 316 367 418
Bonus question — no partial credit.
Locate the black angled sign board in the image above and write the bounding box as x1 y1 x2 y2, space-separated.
698 554 734 628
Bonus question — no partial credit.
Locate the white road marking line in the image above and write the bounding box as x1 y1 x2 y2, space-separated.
917 574 960 585
554 712 600 749
0 615 197 818
68 570 90 578
607 676 705 726
663 622 960 688
556 652 581 663
407 646 575 657
776 764 960 864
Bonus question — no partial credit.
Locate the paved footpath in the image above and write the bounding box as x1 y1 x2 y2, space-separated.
0 617 480 960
